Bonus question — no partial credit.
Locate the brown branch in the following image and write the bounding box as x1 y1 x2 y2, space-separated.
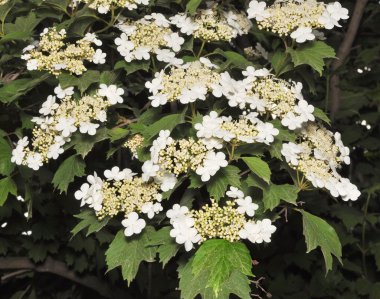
0 257 112 298
329 0 368 121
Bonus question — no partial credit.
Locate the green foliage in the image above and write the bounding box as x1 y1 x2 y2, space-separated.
262 183 299 211
206 165 241 200
71 210 109 237
0 176 16 206
52 155 86 193
242 156 271 183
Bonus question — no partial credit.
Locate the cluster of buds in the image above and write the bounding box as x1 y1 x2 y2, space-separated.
78 0 149 14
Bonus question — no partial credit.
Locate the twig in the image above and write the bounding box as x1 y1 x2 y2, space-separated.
329 0 368 120
1 269 31 282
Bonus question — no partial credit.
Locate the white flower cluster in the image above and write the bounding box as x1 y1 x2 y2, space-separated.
213 67 315 131
76 0 148 14
11 85 123 170
281 123 360 201
171 7 252 42
115 14 184 64
146 59 220 107
22 29 105 76
141 130 228 191
75 167 163 237
247 0 349 43
167 186 276 251
195 111 279 149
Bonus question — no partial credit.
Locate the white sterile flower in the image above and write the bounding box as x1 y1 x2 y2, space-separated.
122 212 146 237
150 13 171 27
281 142 303 166
247 1 270 21
96 110 107 122
336 178 360 201
164 32 184 52
55 117 77 138
79 122 99 136
97 5 110 14
256 122 279 144
115 33 134 53
134 46 151 60
104 166 134 181
149 93 168 107
327 2 349 22
291 82 304 101
200 137 224 150
11 147 25 165
74 183 91 206
87 172 103 190
179 84 207 104
226 186 244 199
239 219 276 243
27 59 38 71
84 33 102 46
156 172 177 192
47 143 64 160
142 160 160 181
93 49 106 64
318 11 339 30
170 14 198 35
175 227 201 251
334 132 350 165
145 72 163 94
290 27 315 43
27 153 43 170
199 57 219 69
142 202 163 219
54 85 74 99
242 66 270 83
17 136 29 148
98 84 124 105
196 151 228 182
39 95 59 116
155 49 175 63
166 204 189 223
195 111 223 139
281 112 303 130
295 100 315 122
237 196 259 217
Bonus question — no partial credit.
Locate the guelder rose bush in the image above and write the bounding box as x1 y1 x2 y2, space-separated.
5 0 360 297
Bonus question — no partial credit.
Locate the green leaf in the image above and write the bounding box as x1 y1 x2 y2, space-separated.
71 210 109 237
0 137 15 176
52 155 86 193
58 70 100 93
262 183 299 211
0 177 17 206
207 165 241 200
143 112 186 140
213 49 253 69
271 51 293 76
313 107 331 125
114 60 150 75
288 41 336 75
186 0 202 15
4 12 42 33
105 229 156 284
147 227 179 267
108 127 129 142
298 209 342 272
70 127 109 158
242 157 271 183
191 239 253 296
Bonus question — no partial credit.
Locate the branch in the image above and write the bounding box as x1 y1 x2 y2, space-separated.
329 0 368 120
0 257 112 298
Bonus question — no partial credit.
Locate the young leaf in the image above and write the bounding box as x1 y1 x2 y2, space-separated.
207 165 241 200
105 229 156 284
262 183 299 211
0 177 17 206
190 239 253 297
143 112 186 140
288 41 336 75
242 157 271 183
186 0 202 15
52 155 86 193
298 209 342 272
313 107 331 125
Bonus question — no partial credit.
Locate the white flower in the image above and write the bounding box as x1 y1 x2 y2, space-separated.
166 204 190 224
290 27 315 43
239 219 276 243
84 33 102 46
142 160 160 181
26 153 43 170
281 112 303 130
155 49 176 63
26 59 38 71
11 147 25 165
145 72 163 94
150 13 171 27
74 183 91 206
196 151 228 182
87 172 103 189
122 212 146 237
174 227 201 251
247 1 270 21
17 137 29 148
104 166 136 181
93 49 106 64
98 84 124 105
47 143 64 160
318 11 339 29
336 178 360 201
199 57 219 69
149 93 168 107
327 2 349 22
38 95 58 116
170 14 198 35
295 100 315 122
134 46 151 60
281 142 303 166
54 85 74 99
156 172 177 192
97 5 110 14
142 202 163 219
55 117 77 138
237 196 259 217
226 186 244 199
242 66 270 83
79 122 99 136
194 111 223 139
179 84 207 104
164 32 184 52
256 122 279 144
